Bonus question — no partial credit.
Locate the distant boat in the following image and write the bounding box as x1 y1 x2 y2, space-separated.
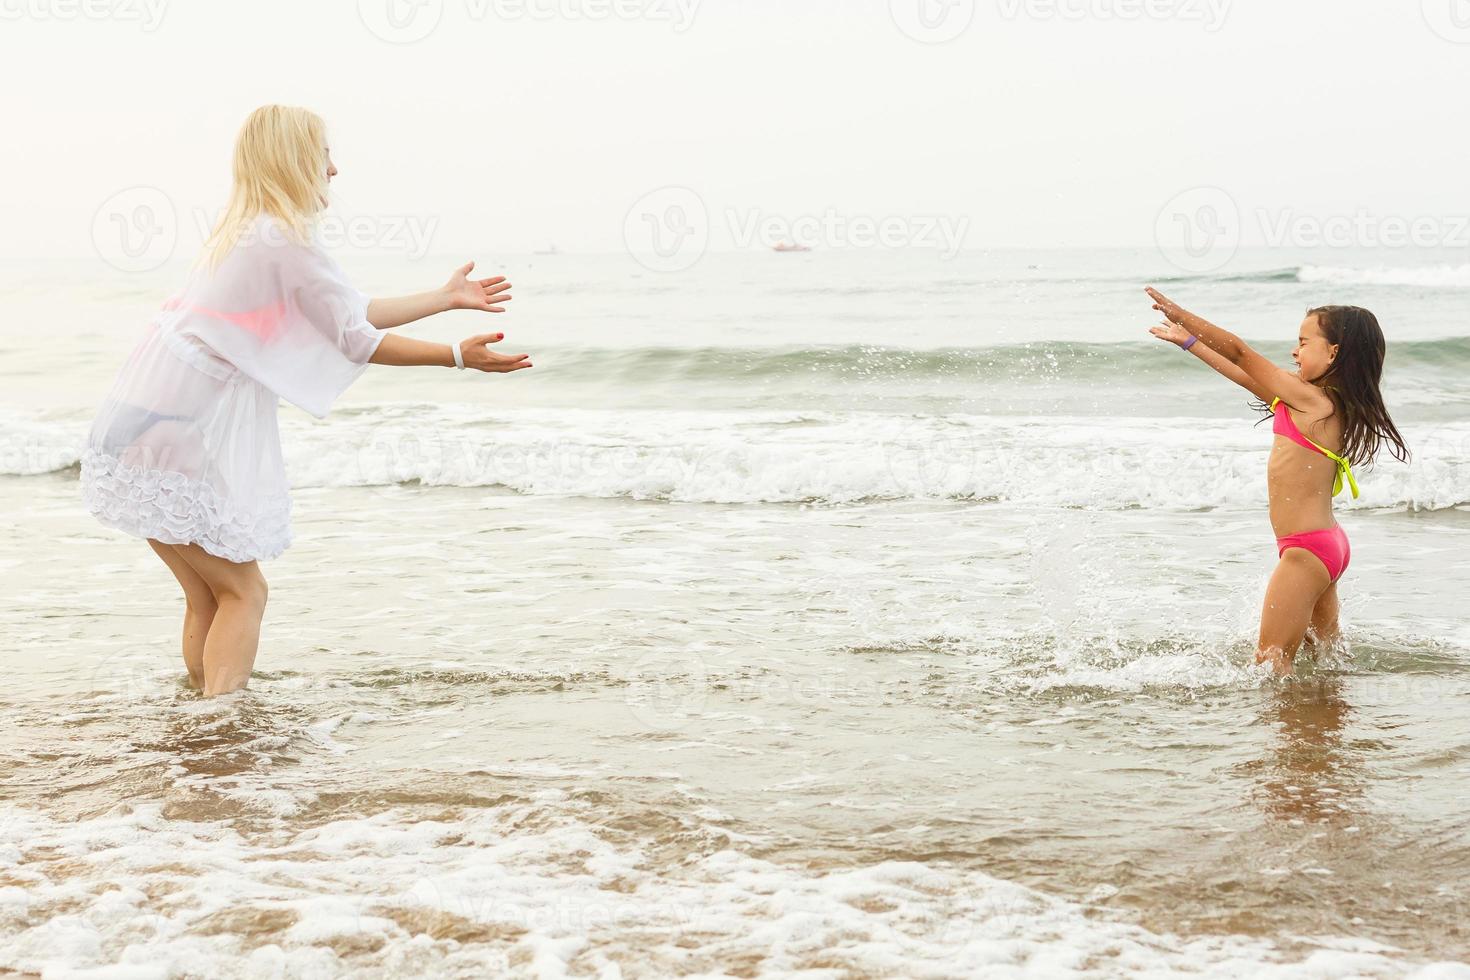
533 244 561 256
773 241 812 253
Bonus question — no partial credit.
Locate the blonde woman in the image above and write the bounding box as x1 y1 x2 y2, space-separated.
80 105 532 697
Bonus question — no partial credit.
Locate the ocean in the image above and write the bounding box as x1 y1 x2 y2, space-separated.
2 246 1468 977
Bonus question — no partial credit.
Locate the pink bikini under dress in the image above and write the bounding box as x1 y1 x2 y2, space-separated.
1269 398 1359 583
79 213 386 564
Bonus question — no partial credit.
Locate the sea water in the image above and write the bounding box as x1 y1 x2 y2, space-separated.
1 247 1467 976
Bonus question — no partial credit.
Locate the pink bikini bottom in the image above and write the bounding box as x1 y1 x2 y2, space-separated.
1276 524 1351 584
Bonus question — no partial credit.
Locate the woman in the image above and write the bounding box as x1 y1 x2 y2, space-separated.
80 104 532 697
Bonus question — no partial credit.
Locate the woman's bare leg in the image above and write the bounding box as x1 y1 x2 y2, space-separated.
147 539 215 688
1257 549 1332 676
168 543 268 697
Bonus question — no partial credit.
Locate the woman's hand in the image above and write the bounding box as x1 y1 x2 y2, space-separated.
460 333 532 373
1149 320 1193 347
444 261 513 313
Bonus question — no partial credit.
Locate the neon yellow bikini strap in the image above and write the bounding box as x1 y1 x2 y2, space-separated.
1268 399 1360 499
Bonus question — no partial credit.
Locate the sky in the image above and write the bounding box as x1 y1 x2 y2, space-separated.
2 0 1468 260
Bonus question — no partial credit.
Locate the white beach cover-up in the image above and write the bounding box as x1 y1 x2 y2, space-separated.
80 214 385 563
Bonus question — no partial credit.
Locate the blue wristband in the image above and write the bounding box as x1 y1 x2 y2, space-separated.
1181 335 1199 351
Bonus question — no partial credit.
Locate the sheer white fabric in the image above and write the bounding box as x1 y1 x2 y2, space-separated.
80 213 385 563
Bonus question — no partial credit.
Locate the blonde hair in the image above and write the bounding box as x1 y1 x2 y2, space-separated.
202 105 330 269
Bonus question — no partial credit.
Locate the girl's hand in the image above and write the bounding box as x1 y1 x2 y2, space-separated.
445 261 513 313
1145 286 1191 326
1149 320 1193 347
460 333 532 373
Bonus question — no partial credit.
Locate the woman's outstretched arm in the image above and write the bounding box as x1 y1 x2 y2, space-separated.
369 332 532 373
365 261 513 330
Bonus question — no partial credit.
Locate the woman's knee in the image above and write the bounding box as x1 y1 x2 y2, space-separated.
210 568 268 609
185 591 220 618
175 544 268 608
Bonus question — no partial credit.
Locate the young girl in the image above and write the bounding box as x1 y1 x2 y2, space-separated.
80 105 533 697
1144 287 1408 675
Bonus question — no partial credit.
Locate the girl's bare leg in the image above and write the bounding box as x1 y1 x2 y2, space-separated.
147 539 215 688
1306 582 1341 649
1257 549 1332 676
168 543 269 697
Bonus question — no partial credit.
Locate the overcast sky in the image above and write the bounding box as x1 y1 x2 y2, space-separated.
3 0 1467 259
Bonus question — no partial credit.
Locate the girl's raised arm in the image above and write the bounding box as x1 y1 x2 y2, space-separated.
1148 311 1273 402
1145 287 1331 414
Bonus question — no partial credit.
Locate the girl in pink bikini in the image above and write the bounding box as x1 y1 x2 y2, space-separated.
1144 287 1409 675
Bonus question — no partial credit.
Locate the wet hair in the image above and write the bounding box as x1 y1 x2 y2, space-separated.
1298 305 1410 467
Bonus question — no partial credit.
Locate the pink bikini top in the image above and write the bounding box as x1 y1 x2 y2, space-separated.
1269 398 1359 499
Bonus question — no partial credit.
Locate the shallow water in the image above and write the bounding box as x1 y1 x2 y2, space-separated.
3 249 1470 976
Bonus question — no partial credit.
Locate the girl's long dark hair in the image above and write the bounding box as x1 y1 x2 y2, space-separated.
1297 305 1410 467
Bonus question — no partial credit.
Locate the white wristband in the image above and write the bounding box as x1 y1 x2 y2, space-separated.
451 342 465 370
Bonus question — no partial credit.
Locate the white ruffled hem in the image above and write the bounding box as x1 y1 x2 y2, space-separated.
79 449 293 563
